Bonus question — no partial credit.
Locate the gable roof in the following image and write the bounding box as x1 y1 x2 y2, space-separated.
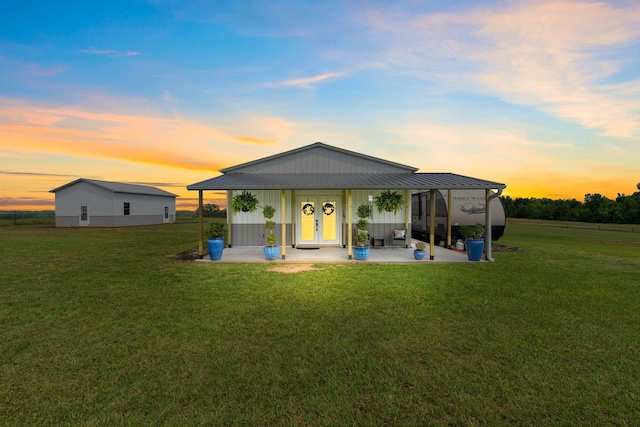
187 142 505 191
50 179 178 197
221 142 418 174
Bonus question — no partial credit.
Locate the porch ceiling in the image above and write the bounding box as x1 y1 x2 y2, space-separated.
187 172 506 191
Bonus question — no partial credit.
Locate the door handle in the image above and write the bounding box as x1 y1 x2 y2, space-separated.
315 219 318 231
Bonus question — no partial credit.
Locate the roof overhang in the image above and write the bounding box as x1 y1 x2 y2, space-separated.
187 173 506 191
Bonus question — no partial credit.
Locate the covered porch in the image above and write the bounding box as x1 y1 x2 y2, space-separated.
195 241 473 264
186 142 506 262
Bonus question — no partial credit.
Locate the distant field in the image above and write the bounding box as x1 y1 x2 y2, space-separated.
1 222 639 425
507 217 640 232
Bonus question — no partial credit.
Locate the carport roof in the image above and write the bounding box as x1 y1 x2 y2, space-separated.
187 172 506 191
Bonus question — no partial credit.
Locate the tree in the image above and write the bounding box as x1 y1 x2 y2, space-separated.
195 204 223 218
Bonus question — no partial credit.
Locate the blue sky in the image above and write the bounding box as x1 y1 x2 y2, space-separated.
1 0 639 209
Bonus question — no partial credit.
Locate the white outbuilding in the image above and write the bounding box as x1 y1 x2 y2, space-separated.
50 178 177 227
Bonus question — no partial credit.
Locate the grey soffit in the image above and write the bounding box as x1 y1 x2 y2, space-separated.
187 173 506 190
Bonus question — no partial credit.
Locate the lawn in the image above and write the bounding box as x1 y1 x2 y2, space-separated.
1 223 639 425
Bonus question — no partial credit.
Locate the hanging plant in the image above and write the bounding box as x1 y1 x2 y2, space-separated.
231 190 259 213
374 190 404 214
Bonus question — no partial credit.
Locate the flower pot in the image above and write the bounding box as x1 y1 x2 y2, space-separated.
465 238 484 261
264 246 281 260
207 238 225 261
414 250 426 260
353 246 370 260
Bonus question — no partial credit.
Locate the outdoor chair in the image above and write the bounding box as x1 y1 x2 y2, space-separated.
392 228 407 249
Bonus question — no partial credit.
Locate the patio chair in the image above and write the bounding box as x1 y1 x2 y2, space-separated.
392 228 407 249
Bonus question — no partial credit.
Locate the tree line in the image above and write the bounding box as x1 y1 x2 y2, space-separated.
500 183 640 224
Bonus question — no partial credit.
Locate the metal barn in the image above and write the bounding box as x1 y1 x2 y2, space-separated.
50 179 177 227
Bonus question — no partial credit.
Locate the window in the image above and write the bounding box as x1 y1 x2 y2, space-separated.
124 202 130 216
81 206 88 220
164 207 169 219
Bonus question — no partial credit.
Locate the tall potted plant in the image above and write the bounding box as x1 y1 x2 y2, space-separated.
207 222 226 261
460 223 485 261
262 204 280 260
353 203 371 260
413 242 426 260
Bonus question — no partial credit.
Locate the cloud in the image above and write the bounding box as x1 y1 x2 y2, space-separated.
356 0 640 138
266 72 346 88
0 97 293 172
0 170 80 178
81 49 142 58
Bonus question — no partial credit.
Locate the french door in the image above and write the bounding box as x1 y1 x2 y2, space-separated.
297 198 340 246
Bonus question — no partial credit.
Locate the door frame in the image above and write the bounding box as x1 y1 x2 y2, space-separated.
295 196 341 247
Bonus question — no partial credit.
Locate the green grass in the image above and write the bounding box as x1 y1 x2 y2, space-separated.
1 223 639 425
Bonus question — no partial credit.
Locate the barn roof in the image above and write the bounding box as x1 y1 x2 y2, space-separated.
50 179 178 197
187 172 504 190
187 142 505 191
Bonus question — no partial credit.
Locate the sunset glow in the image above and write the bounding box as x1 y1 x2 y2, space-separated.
2 1 639 211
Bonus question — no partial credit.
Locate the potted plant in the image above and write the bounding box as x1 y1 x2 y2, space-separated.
231 190 259 213
353 203 370 260
374 190 404 214
414 241 426 260
460 223 485 261
262 204 280 260
207 221 226 261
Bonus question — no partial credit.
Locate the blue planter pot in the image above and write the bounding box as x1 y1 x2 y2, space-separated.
207 238 225 261
353 246 370 260
414 250 426 260
465 238 484 261
264 246 281 260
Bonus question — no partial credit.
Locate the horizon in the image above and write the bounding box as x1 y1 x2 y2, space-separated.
2 1 639 211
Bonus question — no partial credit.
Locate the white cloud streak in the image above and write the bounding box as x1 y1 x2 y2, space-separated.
266 72 346 88
81 49 142 58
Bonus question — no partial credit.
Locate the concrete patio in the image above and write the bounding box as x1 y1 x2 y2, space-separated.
196 240 477 264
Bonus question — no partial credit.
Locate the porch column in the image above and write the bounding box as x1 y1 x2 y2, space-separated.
290 190 296 247
281 190 287 260
227 190 233 248
198 190 204 258
430 189 436 260
405 189 411 248
485 187 503 262
347 189 353 260
447 189 452 248
485 189 492 262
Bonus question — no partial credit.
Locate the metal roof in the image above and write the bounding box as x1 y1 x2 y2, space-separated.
50 178 178 197
187 173 505 191
221 142 418 174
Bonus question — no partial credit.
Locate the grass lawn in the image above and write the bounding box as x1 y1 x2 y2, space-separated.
1 222 639 425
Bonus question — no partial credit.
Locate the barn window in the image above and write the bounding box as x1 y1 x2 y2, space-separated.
164 207 169 219
124 202 130 215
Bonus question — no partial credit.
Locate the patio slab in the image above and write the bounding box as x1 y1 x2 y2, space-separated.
195 240 476 264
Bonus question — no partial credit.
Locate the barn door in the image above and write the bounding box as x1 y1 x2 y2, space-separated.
79 205 89 227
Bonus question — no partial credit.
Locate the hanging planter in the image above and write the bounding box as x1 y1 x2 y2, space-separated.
231 190 259 213
374 190 404 214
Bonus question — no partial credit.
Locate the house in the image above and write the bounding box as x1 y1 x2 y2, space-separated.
50 179 177 227
187 142 506 260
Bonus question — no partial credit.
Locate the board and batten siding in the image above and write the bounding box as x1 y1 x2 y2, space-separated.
229 146 411 174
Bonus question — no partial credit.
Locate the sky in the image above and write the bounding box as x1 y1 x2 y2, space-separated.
1 0 639 210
